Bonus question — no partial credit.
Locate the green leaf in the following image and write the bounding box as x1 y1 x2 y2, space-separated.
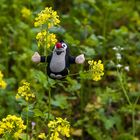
51 94 69 109
66 77 81 92
85 34 99 47
104 117 115 130
115 133 136 140
33 109 43 117
86 125 103 140
82 46 95 57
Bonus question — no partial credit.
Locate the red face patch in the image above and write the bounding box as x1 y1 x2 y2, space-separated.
56 42 62 49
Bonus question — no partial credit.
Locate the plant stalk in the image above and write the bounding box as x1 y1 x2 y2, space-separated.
26 104 29 140
48 87 51 121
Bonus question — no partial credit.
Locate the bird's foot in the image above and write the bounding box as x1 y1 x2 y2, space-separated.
50 73 64 79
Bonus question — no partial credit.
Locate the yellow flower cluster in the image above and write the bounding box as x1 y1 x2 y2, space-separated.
0 71 7 89
0 115 26 138
88 60 104 81
16 80 35 102
36 30 57 48
38 133 46 140
47 33 57 48
48 117 70 140
36 30 47 47
34 7 60 48
34 7 60 28
21 7 31 18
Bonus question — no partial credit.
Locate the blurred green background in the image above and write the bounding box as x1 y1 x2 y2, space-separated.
0 0 140 139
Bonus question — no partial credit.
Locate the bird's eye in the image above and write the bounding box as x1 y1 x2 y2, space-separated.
62 43 67 48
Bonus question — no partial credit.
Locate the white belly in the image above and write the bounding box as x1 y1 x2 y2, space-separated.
50 52 66 73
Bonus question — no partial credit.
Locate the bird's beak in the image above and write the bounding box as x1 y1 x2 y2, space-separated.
56 42 62 49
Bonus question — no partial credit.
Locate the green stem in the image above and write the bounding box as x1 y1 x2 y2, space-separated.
68 69 94 77
5 45 9 77
133 0 136 9
48 87 51 121
80 66 84 140
47 87 51 140
4 134 8 140
47 129 51 140
132 105 135 136
119 75 131 105
80 80 84 113
26 104 29 140
117 71 138 136
132 95 140 136
103 13 107 43
117 66 131 105
102 5 109 48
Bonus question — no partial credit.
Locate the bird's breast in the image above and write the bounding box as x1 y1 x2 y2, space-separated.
49 52 66 73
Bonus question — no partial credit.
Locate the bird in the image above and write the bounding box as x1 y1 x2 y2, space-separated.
32 40 85 79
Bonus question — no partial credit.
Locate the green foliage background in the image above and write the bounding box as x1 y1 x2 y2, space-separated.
0 0 140 139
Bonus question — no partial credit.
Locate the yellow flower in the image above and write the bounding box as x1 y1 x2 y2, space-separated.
0 115 26 138
48 117 70 140
16 80 35 102
0 80 7 89
0 71 7 89
50 131 61 140
21 7 31 18
34 7 59 49
88 60 94 65
88 60 104 81
14 131 20 138
36 30 57 48
36 30 47 47
47 33 57 48
38 133 46 139
34 7 60 28
0 71 3 78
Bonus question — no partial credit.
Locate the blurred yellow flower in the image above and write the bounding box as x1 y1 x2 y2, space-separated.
36 30 57 48
88 60 104 81
84 103 94 112
0 71 7 89
85 97 102 112
36 30 47 47
38 133 46 139
131 11 140 26
34 7 60 28
0 115 26 138
21 7 31 18
16 80 35 102
47 33 57 48
71 128 82 137
48 117 70 140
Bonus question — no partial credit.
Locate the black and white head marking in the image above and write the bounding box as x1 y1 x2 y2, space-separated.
54 42 68 55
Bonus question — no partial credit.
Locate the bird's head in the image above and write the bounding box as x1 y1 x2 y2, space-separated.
54 40 68 55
